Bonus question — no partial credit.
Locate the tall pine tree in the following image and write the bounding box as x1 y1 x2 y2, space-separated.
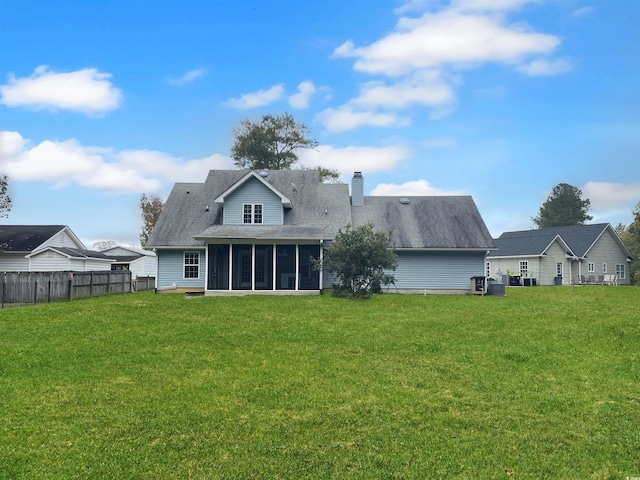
533 183 592 228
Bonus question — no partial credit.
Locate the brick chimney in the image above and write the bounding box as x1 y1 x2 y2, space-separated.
352 172 364 207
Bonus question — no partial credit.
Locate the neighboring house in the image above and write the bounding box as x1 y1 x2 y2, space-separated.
487 223 634 286
0 225 113 272
146 170 495 295
101 246 157 279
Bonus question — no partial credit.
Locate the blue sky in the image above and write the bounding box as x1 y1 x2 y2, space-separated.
1 0 639 248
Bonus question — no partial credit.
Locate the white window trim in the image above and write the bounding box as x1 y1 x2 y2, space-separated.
615 264 626 279
602 263 607 273
184 251 200 279
242 203 264 224
588 262 595 273
519 261 528 276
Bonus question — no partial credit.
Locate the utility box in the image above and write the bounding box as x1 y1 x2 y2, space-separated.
487 282 506 296
470 276 486 295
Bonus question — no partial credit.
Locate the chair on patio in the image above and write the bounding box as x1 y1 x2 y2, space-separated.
597 274 604 285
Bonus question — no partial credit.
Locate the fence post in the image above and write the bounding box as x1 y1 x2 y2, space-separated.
90 271 94 297
48 280 51 303
34 280 38 304
68 272 73 301
2 279 5 309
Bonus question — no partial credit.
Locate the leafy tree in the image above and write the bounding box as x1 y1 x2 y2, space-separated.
231 113 318 170
93 240 117 251
0 174 12 218
620 201 640 284
139 193 164 246
316 222 397 298
533 183 592 228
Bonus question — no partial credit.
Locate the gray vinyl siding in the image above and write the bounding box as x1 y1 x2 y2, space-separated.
581 230 631 284
223 177 283 225
157 249 205 288
45 229 82 249
390 251 486 290
0 253 30 272
29 251 71 271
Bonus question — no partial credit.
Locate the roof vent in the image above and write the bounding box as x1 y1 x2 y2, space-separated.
259 170 269 177
400 197 410 204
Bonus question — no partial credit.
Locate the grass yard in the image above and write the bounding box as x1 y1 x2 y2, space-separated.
1 287 639 479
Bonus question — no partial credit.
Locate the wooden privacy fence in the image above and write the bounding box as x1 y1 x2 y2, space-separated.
1 271 156 307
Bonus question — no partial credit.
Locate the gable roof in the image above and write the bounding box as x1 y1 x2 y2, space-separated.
213 170 293 208
489 223 634 259
0 225 83 252
146 169 495 252
146 169 352 248
101 246 156 257
26 246 113 261
351 196 496 250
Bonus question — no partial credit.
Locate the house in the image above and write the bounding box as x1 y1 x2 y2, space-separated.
487 223 634 286
145 170 496 295
0 225 114 272
101 246 157 279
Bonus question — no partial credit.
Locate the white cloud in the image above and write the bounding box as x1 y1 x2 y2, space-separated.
298 144 410 176
168 68 207 86
0 130 234 194
334 11 560 76
116 149 233 183
288 81 317 109
370 179 464 196
451 0 541 12
316 106 410 133
572 6 594 17
224 84 285 109
352 71 456 109
328 1 566 130
517 58 572 76
582 181 640 211
0 65 123 115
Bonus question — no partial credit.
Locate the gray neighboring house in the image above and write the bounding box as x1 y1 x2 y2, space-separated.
101 246 157 279
487 223 634 286
145 170 496 295
0 225 113 272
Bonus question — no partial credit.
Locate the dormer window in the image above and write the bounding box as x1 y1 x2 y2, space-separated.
243 204 263 224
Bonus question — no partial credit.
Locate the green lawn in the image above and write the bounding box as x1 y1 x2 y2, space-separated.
1 287 639 479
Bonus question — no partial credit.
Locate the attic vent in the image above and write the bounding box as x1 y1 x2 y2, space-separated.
259 170 269 177
400 197 410 204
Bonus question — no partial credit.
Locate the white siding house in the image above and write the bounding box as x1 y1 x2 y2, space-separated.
488 224 634 286
0 225 113 272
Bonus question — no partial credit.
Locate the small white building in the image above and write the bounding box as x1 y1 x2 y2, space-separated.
101 246 157 279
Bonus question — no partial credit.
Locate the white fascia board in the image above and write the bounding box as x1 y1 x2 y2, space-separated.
213 171 292 207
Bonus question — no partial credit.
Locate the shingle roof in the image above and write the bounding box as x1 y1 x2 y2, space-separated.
351 196 496 249
489 223 632 258
146 170 351 248
30 247 113 260
0 225 67 252
147 170 495 251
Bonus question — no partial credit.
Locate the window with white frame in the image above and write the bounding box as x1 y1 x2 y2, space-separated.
602 263 607 273
519 261 528 276
184 251 199 278
616 264 626 279
556 262 563 277
588 262 595 272
243 204 263 224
